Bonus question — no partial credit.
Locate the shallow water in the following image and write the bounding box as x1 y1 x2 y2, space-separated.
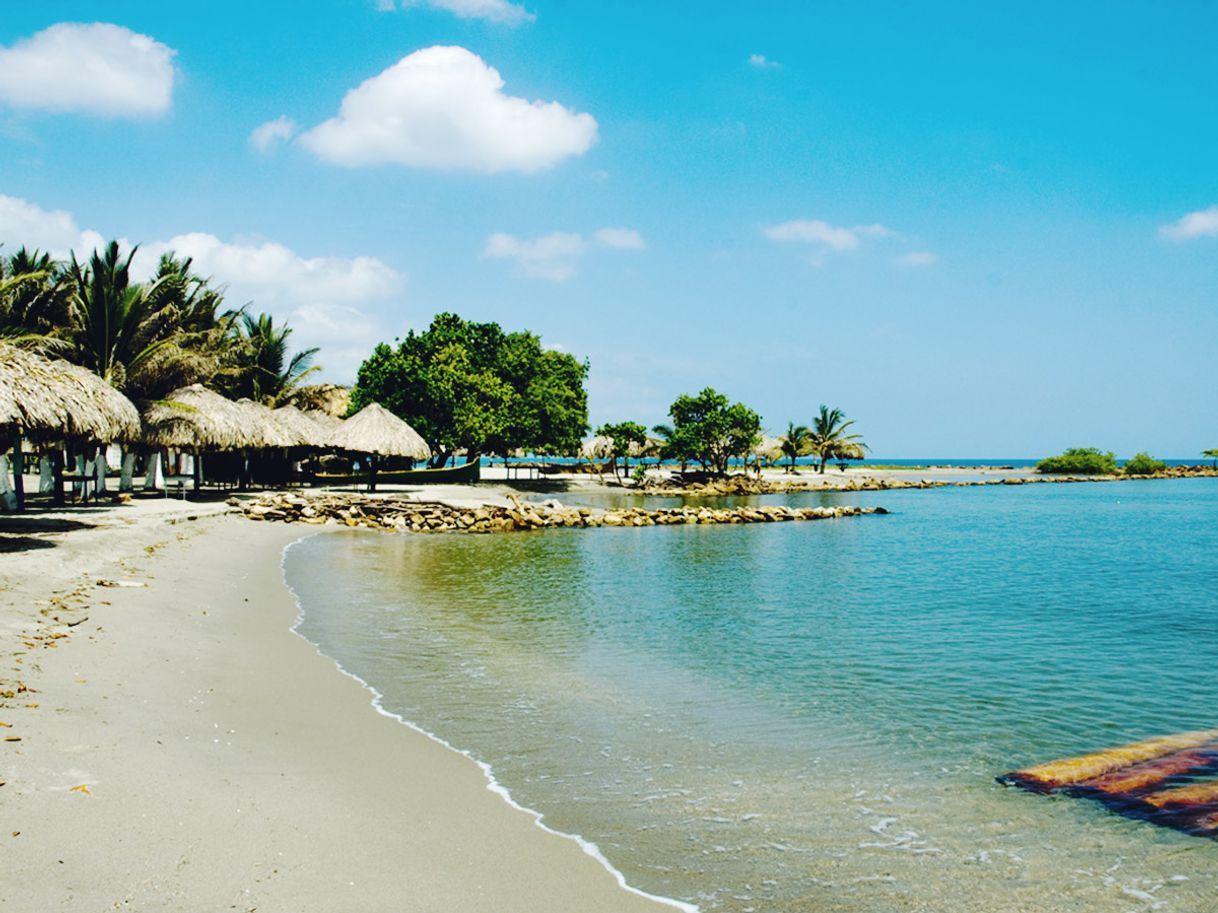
287 480 1218 912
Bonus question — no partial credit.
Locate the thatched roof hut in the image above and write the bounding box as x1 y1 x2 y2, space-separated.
0 343 140 442
284 383 350 418
580 435 613 460
236 399 304 448
142 384 266 450
271 404 340 447
834 441 868 462
327 402 429 460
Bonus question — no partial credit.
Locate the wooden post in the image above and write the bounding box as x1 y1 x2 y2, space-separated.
12 432 25 511
193 449 202 493
51 447 64 507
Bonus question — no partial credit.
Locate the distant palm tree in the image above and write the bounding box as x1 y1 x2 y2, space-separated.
230 312 320 405
1204 448 1218 469
808 405 865 474
778 422 810 473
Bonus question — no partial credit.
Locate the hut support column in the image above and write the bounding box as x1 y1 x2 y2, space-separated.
144 451 163 491
0 454 14 511
39 455 54 493
193 450 202 493
51 449 64 507
95 444 107 499
367 455 377 493
119 448 136 492
12 434 25 510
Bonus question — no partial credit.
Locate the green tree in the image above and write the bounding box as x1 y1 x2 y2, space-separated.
226 311 320 405
1203 448 1218 469
596 420 649 482
663 387 761 476
808 405 864 474
0 248 73 348
778 422 811 473
350 313 589 467
1036 447 1118 475
1123 452 1168 476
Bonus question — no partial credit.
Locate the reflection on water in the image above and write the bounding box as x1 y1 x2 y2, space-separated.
288 480 1218 912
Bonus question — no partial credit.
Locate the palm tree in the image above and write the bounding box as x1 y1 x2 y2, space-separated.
0 248 73 349
1203 448 1218 469
228 312 320 405
808 405 865 474
778 422 810 473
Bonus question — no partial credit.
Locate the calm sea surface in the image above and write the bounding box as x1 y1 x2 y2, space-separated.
286 479 1218 912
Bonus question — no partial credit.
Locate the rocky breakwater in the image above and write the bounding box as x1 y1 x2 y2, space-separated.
638 476 947 496
233 493 887 534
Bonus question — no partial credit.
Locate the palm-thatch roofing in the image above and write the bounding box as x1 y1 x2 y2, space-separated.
326 402 429 460
271 404 341 447
0 343 140 442
142 384 267 450
756 434 785 461
580 435 612 460
236 398 304 448
284 383 350 418
834 441 868 462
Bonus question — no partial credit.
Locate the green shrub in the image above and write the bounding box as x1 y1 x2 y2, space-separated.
1036 447 1119 475
1123 452 1168 476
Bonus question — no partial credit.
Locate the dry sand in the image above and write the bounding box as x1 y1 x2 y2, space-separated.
0 501 686 912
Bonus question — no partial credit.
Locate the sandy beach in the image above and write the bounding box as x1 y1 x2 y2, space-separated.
0 500 684 912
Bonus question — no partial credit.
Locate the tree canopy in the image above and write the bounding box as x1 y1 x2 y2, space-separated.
350 312 589 466
808 405 865 473
595 420 649 482
1036 447 1118 475
661 387 760 475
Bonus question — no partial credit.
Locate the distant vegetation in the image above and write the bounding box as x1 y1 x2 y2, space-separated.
1204 448 1218 468
1036 448 1119 475
655 387 761 476
1123 453 1168 476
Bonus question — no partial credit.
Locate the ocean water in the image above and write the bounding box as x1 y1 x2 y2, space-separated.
285 479 1218 912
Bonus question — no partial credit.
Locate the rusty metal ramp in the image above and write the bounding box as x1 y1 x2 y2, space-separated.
999 728 1218 838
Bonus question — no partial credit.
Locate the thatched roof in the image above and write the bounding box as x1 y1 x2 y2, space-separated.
142 384 267 450
284 383 350 418
271 404 340 447
756 435 785 460
327 402 430 459
834 442 868 462
580 435 613 459
0 343 140 442
236 398 304 448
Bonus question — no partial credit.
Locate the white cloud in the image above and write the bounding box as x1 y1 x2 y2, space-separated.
0 23 175 118
298 46 597 173
484 226 642 281
764 219 895 252
748 54 780 69
1159 206 1218 241
0 193 106 259
250 116 299 153
483 231 586 281
594 227 645 250
895 251 938 267
393 0 535 24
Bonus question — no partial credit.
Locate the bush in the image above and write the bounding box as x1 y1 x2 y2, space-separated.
1036 447 1119 475
1123 452 1168 476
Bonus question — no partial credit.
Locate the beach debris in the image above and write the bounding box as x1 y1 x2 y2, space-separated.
235 492 887 534
69 784 91 796
4 736 22 742
95 579 147 588
1000 729 1218 839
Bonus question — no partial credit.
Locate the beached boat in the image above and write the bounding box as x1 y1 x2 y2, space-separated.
315 457 481 487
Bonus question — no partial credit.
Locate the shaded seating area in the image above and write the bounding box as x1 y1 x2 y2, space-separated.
1 343 141 510
325 402 431 491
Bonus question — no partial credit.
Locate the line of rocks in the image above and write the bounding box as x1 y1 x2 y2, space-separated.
637 466 1218 496
233 493 886 534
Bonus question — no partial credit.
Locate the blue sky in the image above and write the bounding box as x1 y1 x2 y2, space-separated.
1 1 1216 456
